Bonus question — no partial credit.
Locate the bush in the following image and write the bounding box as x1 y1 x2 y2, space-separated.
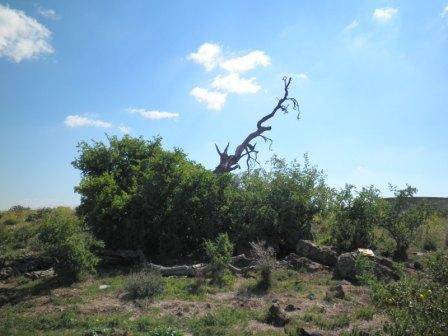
225 155 330 253
37 208 103 282
73 136 329 257
367 250 448 335
380 185 429 260
204 233 234 286
74 135 232 258
415 214 447 251
330 185 381 251
124 269 165 299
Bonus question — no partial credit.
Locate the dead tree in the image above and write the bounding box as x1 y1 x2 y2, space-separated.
214 76 299 173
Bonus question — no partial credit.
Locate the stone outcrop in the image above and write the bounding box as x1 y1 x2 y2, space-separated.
280 253 329 272
335 250 399 282
296 240 338 267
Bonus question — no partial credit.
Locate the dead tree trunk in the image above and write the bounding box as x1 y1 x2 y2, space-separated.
214 77 299 173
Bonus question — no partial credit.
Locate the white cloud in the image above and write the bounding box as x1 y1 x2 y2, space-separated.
345 19 359 31
190 87 227 110
220 50 270 73
211 73 260 94
64 115 112 128
442 5 448 18
118 126 131 134
37 7 58 20
297 73 308 80
373 7 398 22
127 108 179 120
0 4 54 62
188 42 222 71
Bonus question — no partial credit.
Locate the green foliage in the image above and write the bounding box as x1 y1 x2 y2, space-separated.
124 269 165 300
224 155 330 253
380 185 429 260
205 233 234 286
368 250 448 336
37 208 103 282
73 135 232 258
330 185 382 251
415 214 448 251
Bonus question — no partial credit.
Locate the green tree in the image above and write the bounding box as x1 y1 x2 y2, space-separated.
380 185 429 261
73 135 232 258
330 185 382 251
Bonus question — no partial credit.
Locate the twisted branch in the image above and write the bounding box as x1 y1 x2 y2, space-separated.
214 77 299 173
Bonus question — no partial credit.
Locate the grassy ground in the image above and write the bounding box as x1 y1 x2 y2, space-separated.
0 267 384 336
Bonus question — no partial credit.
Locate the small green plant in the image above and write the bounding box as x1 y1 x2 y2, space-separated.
37 208 103 282
204 233 234 286
124 269 165 299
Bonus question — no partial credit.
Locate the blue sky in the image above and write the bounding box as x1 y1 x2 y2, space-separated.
1 1 447 209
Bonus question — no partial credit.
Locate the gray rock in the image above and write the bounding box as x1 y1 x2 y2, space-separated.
335 251 399 282
296 240 338 267
281 253 329 273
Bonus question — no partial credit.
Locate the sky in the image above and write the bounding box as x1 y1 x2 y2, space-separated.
1 1 447 209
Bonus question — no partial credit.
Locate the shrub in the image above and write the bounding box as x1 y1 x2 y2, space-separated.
74 135 232 258
3 218 18 226
204 233 234 286
367 250 448 335
225 155 330 253
37 208 103 282
124 269 165 299
415 214 447 251
250 241 277 292
8 205 30 212
330 185 382 251
380 185 429 260
73 136 328 257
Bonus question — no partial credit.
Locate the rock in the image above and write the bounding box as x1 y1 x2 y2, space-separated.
99 284 110 290
281 254 329 273
296 240 338 267
325 284 345 300
335 251 399 282
0 267 14 280
25 268 54 280
357 248 375 257
265 303 290 327
0 255 50 280
284 304 299 312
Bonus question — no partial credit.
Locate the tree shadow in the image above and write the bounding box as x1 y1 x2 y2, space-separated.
0 276 64 307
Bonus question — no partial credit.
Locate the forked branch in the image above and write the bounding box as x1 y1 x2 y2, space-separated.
214 77 299 173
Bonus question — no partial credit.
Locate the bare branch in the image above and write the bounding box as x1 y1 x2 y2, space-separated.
214 77 299 173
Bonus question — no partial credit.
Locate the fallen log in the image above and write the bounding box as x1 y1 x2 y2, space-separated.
142 254 256 277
